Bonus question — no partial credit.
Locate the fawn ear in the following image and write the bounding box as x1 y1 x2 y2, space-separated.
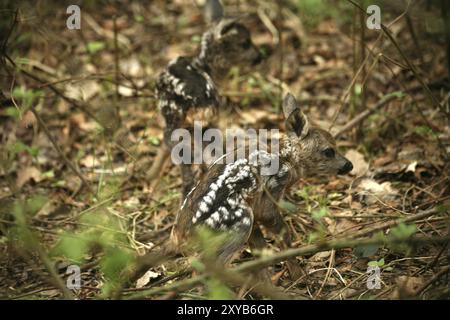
216 18 241 39
283 93 310 139
204 0 224 24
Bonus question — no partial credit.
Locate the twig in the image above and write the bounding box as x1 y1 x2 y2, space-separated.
314 249 335 299
346 0 449 120
333 92 402 138
359 5 366 112
5 54 103 125
441 0 450 79
405 13 424 65
277 0 283 112
336 207 439 240
257 7 279 45
414 264 450 296
146 146 170 180
0 9 18 54
330 0 411 128
30 106 92 193
126 234 450 299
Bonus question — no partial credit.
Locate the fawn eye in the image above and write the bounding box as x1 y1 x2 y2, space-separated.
241 40 251 49
323 148 335 158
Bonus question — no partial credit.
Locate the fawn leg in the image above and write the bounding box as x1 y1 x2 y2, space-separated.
208 203 254 265
254 178 304 280
216 228 251 264
261 210 304 280
147 115 181 181
248 224 267 252
248 224 274 284
147 146 170 180
180 163 195 198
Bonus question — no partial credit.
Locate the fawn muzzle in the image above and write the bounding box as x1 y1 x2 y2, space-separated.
338 160 353 175
252 50 263 66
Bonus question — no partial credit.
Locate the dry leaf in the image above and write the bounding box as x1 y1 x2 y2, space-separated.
65 80 100 101
136 269 160 288
345 150 369 176
79 155 102 168
309 251 332 262
16 166 42 188
391 276 424 298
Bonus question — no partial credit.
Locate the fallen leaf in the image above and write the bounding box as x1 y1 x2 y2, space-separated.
355 178 398 205
79 155 102 168
406 161 417 173
65 80 100 101
358 178 397 196
16 166 42 188
309 250 331 262
345 150 369 177
239 109 278 125
136 269 160 288
391 276 424 298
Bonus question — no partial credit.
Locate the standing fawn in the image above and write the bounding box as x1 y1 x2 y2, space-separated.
148 0 262 197
170 93 353 277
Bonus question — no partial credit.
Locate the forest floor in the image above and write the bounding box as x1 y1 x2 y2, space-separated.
0 0 449 300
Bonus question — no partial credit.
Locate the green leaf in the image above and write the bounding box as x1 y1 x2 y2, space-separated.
42 170 55 179
191 259 205 273
87 41 106 54
12 86 42 109
191 35 201 44
279 200 297 214
25 195 48 216
414 125 434 137
388 91 405 99
354 243 380 258
9 141 39 158
10 141 29 154
206 277 233 300
354 83 363 96
369 258 385 267
5 107 20 118
51 232 89 263
368 260 378 267
311 207 328 221
100 248 134 281
391 223 417 240
148 136 160 146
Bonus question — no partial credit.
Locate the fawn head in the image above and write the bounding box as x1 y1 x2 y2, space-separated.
281 93 353 177
199 0 262 79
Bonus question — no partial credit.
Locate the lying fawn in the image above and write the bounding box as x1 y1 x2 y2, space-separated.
148 0 262 197
170 93 353 276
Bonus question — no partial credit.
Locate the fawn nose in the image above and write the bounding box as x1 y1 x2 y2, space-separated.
252 52 263 65
338 161 353 175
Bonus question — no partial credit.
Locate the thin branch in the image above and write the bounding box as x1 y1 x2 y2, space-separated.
125 234 450 299
30 106 92 193
334 92 402 138
346 0 449 120
414 264 450 296
335 207 439 240
5 54 103 125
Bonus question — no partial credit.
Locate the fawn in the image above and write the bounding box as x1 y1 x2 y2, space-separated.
148 0 262 197
170 93 353 277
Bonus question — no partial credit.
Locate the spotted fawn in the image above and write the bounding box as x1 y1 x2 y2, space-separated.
149 0 262 197
170 93 353 276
